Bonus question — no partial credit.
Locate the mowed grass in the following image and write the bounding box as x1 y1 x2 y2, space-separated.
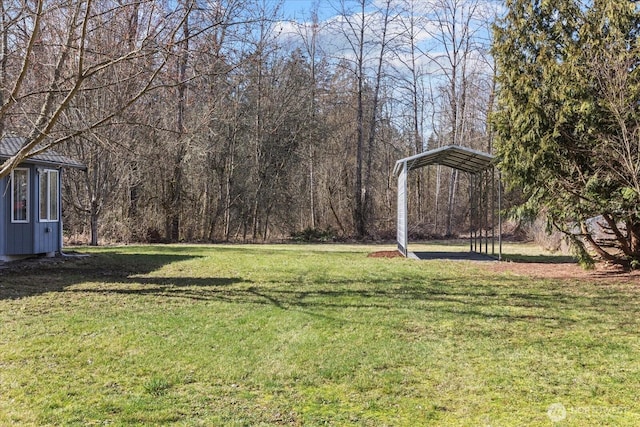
1 244 639 426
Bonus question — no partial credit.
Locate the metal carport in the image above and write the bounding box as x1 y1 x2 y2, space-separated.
393 145 501 260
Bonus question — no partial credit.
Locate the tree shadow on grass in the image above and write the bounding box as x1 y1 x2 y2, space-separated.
412 251 498 261
410 251 579 265
500 253 577 264
65 274 629 327
0 253 243 301
1 251 634 329
53 279 579 326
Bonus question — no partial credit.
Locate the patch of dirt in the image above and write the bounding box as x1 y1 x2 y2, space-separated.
368 250 403 258
485 261 640 284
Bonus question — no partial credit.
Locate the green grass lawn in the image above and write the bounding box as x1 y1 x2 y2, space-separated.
1 244 639 426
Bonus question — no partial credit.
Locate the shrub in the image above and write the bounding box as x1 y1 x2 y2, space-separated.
290 227 335 243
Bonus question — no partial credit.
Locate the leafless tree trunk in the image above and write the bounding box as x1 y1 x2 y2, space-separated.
351 1 367 238
296 8 322 229
165 0 192 242
363 0 394 235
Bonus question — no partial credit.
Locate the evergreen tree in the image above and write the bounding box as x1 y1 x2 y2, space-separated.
493 0 640 267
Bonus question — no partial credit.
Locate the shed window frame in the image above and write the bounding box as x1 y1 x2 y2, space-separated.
39 169 59 222
11 168 30 223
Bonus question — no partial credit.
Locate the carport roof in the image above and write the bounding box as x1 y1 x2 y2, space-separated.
393 145 494 175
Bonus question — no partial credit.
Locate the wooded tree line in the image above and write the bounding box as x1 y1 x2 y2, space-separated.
0 0 496 244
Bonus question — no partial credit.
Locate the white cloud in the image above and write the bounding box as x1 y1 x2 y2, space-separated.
277 0 500 66
274 0 497 117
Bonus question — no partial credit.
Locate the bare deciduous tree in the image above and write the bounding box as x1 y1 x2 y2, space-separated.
0 0 189 178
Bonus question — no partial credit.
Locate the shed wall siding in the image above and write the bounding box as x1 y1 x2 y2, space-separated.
34 222 60 254
7 223 33 254
0 177 6 256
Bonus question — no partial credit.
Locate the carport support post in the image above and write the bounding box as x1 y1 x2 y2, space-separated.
498 171 503 261
471 173 477 252
469 173 476 252
484 169 493 255
475 173 480 252
480 170 484 254
397 161 408 256
491 167 495 256
470 173 474 252
485 169 489 254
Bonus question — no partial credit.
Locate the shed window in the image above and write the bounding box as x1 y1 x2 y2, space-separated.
11 168 29 223
39 169 59 222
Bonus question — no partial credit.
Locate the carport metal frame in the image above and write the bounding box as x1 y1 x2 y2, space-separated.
393 145 502 260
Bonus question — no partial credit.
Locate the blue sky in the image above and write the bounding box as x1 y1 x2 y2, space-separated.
280 0 339 21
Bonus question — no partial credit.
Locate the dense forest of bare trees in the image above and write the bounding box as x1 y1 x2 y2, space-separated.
0 0 498 244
